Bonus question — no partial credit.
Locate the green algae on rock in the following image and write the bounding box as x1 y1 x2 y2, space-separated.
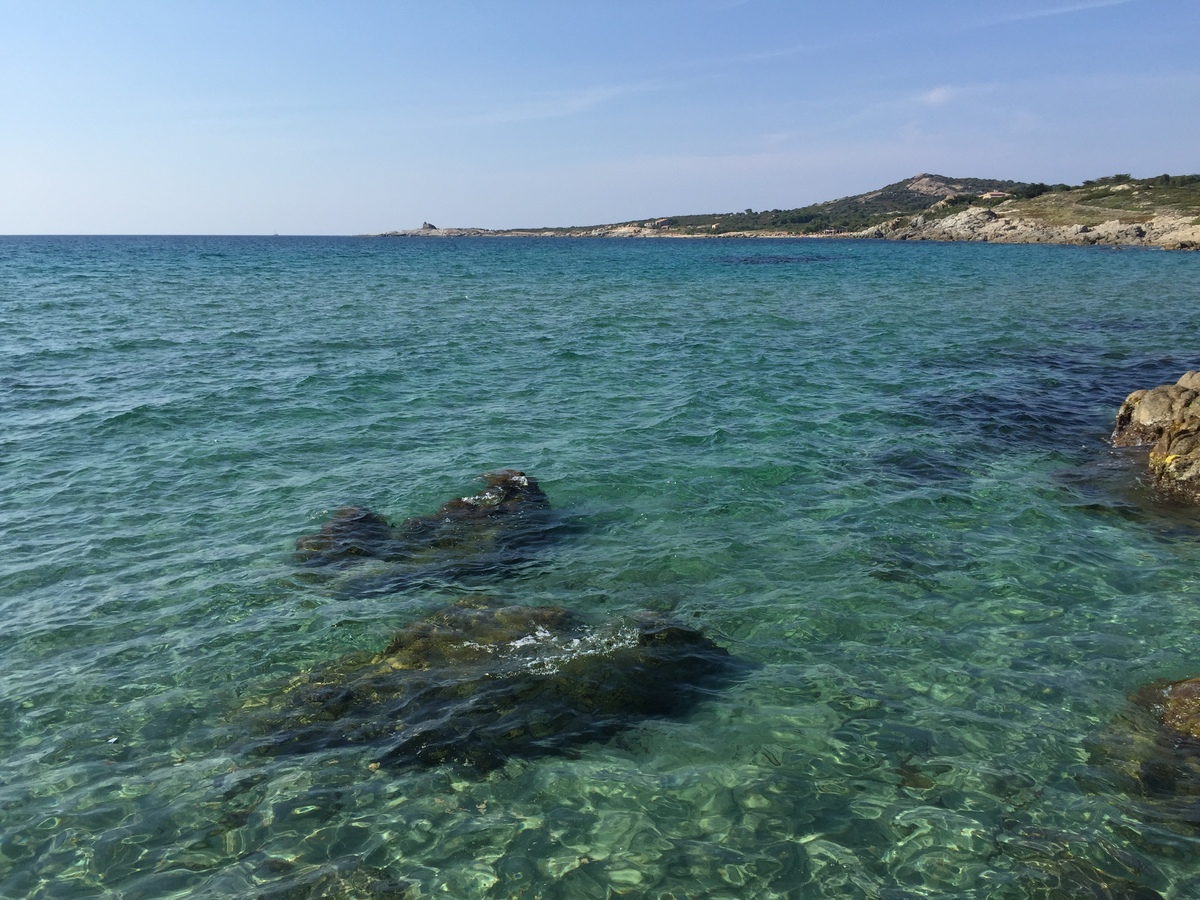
241 597 741 771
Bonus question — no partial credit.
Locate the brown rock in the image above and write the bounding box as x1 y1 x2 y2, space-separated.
1178 371 1200 391
1111 371 1200 504
1111 377 1200 447
1149 418 1200 503
1084 677 1200 813
1160 678 1200 740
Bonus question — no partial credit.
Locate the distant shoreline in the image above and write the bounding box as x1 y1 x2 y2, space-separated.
375 172 1200 250
373 227 815 240
372 222 1198 249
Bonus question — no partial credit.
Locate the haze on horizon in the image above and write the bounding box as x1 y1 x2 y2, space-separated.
2 0 1197 235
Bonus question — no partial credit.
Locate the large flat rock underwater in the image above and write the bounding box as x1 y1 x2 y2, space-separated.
238 596 744 772
293 470 568 593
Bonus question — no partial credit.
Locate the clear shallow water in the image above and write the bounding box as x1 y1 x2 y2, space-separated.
1 235 1199 898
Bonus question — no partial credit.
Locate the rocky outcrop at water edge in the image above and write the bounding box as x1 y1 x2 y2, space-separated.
852 206 1200 250
1111 372 1200 503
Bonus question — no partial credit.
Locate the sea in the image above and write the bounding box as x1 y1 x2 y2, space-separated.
1 234 1199 899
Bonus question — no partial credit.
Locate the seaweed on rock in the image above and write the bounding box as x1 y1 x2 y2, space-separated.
240 597 742 771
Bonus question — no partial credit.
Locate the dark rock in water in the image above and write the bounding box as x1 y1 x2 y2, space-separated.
997 814 1175 897
1111 372 1200 503
294 470 560 586
294 507 395 560
1084 677 1200 828
255 859 412 899
241 597 740 771
1015 858 1164 900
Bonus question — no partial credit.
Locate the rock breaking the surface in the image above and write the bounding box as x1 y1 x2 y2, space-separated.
241 596 741 771
294 469 562 589
1111 371 1200 503
247 471 743 773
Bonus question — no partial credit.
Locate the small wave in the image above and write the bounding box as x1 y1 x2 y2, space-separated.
464 620 642 676
715 254 833 265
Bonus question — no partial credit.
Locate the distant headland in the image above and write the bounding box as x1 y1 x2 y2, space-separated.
377 173 1200 249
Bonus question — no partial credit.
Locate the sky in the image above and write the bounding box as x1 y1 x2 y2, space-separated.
1 0 1197 234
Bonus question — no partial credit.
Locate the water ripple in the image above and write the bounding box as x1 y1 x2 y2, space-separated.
1 237 1198 897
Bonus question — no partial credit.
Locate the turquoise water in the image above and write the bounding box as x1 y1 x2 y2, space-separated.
2 235 1199 898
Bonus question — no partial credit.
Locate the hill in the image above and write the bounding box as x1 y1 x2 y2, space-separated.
379 173 1200 248
652 174 1035 235
852 173 1200 249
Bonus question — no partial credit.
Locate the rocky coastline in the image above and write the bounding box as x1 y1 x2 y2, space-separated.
376 173 1200 249
849 204 1200 250
376 213 1200 248
1111 371 1200 503
374 225 799 240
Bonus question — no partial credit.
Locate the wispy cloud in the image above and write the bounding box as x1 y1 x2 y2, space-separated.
439 80 666 128
688 0 1138 73
918 86 956 106
982 0 1135 26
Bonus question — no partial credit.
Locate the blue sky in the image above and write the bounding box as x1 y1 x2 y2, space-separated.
2 0 1196 233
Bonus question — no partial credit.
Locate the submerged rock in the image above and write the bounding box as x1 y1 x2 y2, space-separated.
256 859 412 900
1015 858 1164 900
997 822 1166 898
242 597 740 771
1111 372 1200 503
294 506 395 561
1158 677 1200 740
294 470 561 586
1085 677 1200 827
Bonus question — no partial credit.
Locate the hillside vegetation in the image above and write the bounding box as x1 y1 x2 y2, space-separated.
381 173 1200 248
538 173 1200 237
658 175 1035 235
965 174 1200 227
